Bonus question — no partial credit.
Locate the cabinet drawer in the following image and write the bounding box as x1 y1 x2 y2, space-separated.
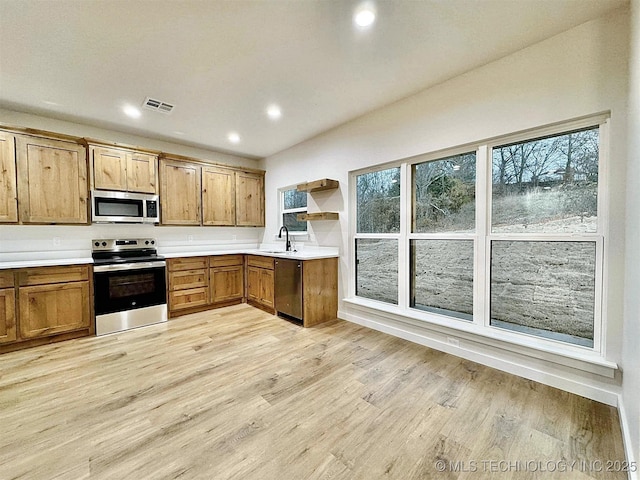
247 255 274 270
18 265 90 286
0 271 14 289
168 257 208 271
168 269 207 291
169 287 209 311
209 254 243 268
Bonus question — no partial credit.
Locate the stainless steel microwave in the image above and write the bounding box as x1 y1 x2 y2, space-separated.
91 190 160 224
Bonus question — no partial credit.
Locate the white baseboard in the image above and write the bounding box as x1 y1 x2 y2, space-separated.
617 396 639 480
339 308 620 406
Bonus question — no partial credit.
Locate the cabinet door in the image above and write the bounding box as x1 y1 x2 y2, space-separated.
93 147 127 191
0 288 16 344
18 282 90 339
235 171 264 226
247 266 261 303
260 268 274 308
16 136 88 224
202 166 235 226
127 152 157 193
160 159 201 225
211 266 244 303
0 131 18 223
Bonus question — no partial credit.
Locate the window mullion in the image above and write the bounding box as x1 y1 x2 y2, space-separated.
476 144 490 327
398 163 410 309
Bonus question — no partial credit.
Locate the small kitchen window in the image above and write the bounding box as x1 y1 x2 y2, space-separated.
280 187 308 233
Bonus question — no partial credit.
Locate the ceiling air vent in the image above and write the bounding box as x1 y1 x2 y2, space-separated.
142 97 175 114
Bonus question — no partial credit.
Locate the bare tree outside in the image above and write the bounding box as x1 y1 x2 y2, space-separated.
356 167 400 233
413 153 476 233
492 127 599 233
353 123 601 347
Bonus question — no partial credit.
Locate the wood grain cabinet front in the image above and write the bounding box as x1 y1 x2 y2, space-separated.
246 256 274 313
235 171 264 227
0 277 17 344
167 257 210 316
0 265 93 354
0 131 18 223
15 135 88 224
18 282 91 339
91 145 158 194
202 166 236 226
160 159 202 225
210 255 244 305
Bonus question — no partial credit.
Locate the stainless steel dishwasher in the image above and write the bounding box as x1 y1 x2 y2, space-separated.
275 258 303 322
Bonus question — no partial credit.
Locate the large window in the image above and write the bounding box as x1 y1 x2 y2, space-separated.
492 127 599 233
351 117 605 352
489 126 599 347
354 167 400 305
280 187 307 232
490 241 596 347
410 152 476 320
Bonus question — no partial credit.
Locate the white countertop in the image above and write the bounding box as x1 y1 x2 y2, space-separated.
0 248 339 269
162 248 339 261
0 257 93 270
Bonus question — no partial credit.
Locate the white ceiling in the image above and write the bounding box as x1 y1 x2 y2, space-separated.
0 0 627 159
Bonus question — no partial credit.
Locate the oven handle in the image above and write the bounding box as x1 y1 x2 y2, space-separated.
93 261 166 273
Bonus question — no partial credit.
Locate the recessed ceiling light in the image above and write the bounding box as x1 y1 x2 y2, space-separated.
227 132 240 144
267 104 282 120
43 100 61 106
354 3 376 28
123 105 141 119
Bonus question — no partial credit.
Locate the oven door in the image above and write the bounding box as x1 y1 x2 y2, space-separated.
94 262 167 315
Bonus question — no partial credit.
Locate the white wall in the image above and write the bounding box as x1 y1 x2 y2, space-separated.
0 108 257 168
0 108 264 256
262 8 630 403
622 0 640 471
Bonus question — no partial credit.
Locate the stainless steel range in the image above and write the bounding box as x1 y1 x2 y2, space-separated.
92 238 167 336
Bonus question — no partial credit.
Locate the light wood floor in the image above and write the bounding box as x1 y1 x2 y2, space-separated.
0 304 627 480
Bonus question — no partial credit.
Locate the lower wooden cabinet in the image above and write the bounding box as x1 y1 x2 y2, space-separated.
0 264 93 354
210 255 244 305
168 254 245 317
167 256 209 314
0 287 16 344
19 282 90 339
246 255 274 313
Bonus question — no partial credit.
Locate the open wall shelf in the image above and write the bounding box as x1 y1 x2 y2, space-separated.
296 178 340 221
296 178 339 193
297 212 339 221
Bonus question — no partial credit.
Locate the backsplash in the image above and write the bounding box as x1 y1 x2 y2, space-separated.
0 225 263 262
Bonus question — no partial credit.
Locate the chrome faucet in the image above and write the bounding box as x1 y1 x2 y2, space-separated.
278 226 291 251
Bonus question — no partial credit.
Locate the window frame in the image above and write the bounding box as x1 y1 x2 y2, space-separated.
351 164 404 306
279 185 308 235
348 113 609 359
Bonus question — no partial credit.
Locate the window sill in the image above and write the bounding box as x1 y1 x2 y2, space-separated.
342 297 618 378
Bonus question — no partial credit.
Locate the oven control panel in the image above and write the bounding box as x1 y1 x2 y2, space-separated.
91 238 156 252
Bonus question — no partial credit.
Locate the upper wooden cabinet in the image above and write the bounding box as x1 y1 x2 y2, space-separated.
159 158 202 225
0 131 18 223
236 171 264 227
160 155 264 227
202 166 236 226
16 135 88 224
127 152 157 193
90 145 157 193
